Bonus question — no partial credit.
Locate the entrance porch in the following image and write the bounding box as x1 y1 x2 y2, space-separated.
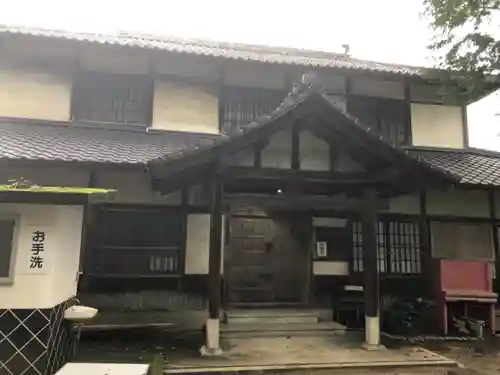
147 74 455 354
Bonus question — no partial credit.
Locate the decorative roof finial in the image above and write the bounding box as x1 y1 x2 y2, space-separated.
301 71 323 91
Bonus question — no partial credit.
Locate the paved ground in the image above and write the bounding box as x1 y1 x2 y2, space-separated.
76 329 461 374
430 344 500 375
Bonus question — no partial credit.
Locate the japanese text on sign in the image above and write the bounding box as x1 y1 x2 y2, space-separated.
30 230 45 269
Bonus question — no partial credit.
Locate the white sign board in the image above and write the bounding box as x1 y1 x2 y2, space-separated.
316 241 328 258
19 226 52 275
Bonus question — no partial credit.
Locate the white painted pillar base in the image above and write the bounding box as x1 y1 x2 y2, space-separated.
362 316 385 351
200 318 223 356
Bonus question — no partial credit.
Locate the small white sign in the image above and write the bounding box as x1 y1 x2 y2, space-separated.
20 225 51 275
316 241 328 258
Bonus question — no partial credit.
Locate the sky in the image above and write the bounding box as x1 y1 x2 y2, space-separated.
1 0 499 150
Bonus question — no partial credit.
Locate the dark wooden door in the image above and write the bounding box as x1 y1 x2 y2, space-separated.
226 216 308 305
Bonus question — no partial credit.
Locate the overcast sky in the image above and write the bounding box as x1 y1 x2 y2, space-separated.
1 0 498 150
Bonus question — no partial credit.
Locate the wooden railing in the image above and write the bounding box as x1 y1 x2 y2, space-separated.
87 245 181 277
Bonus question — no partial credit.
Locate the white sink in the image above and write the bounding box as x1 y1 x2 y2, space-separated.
64 305 98 322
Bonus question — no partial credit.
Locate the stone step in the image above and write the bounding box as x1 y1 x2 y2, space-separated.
224 309 320 325
221 321 346 338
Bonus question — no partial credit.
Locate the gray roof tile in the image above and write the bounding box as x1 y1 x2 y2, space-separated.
0 120 220 164
409 148 500 187
0 24 432 76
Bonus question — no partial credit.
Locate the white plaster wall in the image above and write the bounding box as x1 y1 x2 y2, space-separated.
299 131 330 171
386 194 420 214
0 65 72 121
261 128 292 169
51 206 84 306
312 261 349 276
0 204 84 309
411 103 464 148
427 190 489 218
184 214 224 275
152 80 219 134
79 46 149 75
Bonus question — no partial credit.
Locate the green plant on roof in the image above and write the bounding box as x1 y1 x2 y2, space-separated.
7 178 36 189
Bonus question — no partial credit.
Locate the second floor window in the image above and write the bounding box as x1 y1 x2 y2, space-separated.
347 96 411 146
72 72 151 125
220 86 286 132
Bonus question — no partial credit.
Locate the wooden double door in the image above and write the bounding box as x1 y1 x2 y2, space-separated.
226 215 310 305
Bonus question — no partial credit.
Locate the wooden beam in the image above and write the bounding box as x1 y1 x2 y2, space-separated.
488 191 499 288
419 191 431 281
361 189 379 346
208 170 223 320
223 166 402 185
403 81 412 146
291 123 300 170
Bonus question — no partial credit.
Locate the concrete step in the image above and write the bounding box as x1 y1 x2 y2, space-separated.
225 309 320 325
221 321 346 338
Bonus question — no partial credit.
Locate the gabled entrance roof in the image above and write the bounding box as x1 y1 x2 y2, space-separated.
147 73 459 192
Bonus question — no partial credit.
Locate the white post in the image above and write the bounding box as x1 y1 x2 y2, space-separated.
200 318 223 356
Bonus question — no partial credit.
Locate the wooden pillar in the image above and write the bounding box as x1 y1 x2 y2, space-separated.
203 171 223 356
208 176 223 319
361 189 381 349
419 191 432 292
488 191 499 288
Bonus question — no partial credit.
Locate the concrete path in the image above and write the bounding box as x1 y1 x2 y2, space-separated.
164 336 458 374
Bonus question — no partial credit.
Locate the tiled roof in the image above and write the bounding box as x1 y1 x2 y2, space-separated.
0 120 221 165
149 73 458 185
409 148 500 187
0 24 432 77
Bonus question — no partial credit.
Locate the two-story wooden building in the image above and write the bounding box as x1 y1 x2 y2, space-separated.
1 24 500 362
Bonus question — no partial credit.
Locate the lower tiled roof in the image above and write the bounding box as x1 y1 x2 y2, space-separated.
409 148 500 187
2 119 500 189
0 120 221 165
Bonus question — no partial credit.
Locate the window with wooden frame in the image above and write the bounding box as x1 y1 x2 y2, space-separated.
0 218 17 283
431 221 494 261
72 72 152 125
87 207 184 276
220 86 286 133
347 96 411 146
352 219 422 275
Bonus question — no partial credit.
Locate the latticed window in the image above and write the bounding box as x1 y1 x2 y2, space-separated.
87 207 183 276
347 96 411 146
220 86 286 132
352 219 422 274
73 72 151 125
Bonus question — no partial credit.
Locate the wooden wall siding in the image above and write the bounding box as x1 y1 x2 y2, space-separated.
426 190 490 218
347 95 411 146
223 64 286 89
86 206 184 277
79 290 207 311
352 219 422 275
73 72 151 125
95 170 182 205
226 148 255 167
350 77 405 100
220 86 285 132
